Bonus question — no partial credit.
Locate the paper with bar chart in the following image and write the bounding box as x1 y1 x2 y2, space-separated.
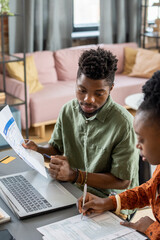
0 105 47 178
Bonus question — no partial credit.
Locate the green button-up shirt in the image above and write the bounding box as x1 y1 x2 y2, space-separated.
49 96 139 198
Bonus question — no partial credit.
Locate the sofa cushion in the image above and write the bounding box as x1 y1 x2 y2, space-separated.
54 45 97 81
30 82 76 124
13 51 58 85
110 74 148 105
6 56 43 93
123 48 159 76
129 49 160 78
31 51 58 85
123 47 138 75
98 42 138 74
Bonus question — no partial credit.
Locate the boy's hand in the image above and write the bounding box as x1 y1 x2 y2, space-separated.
49 155 75 182
22 139 38 152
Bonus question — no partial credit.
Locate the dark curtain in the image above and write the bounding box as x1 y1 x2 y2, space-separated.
9 0 73 53
99 0 141 44
8 0 141 53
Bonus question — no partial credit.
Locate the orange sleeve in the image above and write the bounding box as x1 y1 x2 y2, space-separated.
118 167 160 210
119 182 150 209
145 221 160 240
109 182 151 210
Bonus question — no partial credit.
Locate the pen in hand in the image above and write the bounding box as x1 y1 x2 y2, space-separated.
43 154 51 160
81 183 87 220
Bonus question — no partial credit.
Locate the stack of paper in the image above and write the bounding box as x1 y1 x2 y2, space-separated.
37 212 147 240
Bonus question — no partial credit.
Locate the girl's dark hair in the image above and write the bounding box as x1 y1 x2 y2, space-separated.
77 47 118 87
138 71 160 121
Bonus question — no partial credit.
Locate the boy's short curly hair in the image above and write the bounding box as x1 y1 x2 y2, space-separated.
138 70 160 123
77 47 118 86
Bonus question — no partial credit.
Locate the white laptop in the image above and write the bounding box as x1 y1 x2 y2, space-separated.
0 169 77 219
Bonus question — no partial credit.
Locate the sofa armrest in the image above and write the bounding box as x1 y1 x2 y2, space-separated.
0 74 31 129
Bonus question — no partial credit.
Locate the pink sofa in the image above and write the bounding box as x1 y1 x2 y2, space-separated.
0 42 148 136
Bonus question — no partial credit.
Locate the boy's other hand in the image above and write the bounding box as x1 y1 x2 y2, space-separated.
22 139 38 152
49 155 75 182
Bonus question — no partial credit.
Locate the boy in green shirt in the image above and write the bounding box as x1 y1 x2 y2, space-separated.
23 48 139 211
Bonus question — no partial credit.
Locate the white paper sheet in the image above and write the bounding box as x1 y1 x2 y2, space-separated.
37 212 147 240
43 237 50 240
0 105 47 178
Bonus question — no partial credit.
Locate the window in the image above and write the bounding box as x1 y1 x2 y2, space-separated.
148 0 160 23
73 0 100 32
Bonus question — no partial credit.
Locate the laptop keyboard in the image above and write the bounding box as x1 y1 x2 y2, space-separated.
0 175 52 213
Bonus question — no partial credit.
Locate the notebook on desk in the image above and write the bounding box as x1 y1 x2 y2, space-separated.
0 170 77 219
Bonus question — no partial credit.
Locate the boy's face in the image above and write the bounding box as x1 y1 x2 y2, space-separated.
76 74 113 117
134 111 160 165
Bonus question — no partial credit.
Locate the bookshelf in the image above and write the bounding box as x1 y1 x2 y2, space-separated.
0 0 28 140
140 0 160 49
